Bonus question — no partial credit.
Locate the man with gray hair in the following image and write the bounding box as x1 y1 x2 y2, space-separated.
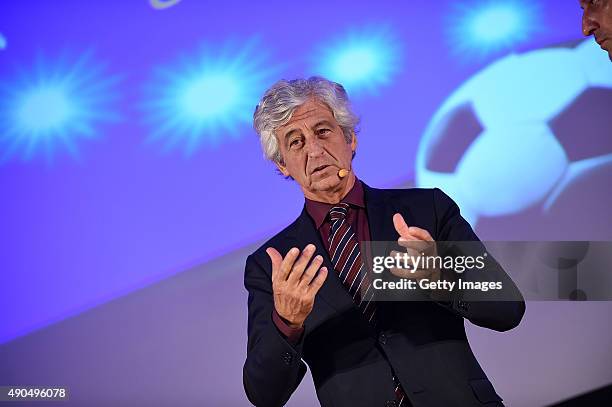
243 76 524 407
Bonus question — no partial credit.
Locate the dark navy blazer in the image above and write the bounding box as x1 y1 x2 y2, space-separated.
243 184 525 407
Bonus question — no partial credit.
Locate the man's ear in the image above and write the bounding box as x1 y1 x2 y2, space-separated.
275 160 290 177
350 131 357 153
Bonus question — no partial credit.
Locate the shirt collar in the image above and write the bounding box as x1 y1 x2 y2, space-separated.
304 177 366 230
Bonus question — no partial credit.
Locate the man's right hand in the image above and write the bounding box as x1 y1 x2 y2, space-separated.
266 244 328 329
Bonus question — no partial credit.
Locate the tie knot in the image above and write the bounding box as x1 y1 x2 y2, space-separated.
328 203 350 221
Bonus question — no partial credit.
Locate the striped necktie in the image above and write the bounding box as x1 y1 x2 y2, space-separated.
328 203 410 407
327 203 376 324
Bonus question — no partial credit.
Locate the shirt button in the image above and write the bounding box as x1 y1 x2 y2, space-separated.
379 333 387 345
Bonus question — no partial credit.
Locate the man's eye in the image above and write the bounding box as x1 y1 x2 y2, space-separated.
290 139 302 148
317 128 331 136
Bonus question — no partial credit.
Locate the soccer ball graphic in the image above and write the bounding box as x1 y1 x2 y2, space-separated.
416 39 612 240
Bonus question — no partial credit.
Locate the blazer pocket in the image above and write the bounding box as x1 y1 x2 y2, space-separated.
469 378 503 404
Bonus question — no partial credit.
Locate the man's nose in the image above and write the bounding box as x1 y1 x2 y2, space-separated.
305 137 324 157
582 10 599 36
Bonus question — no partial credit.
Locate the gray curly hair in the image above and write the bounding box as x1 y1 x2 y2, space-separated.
253 76 359 165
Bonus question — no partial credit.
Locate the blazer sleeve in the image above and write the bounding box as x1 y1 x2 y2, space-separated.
432 187 526 332
243 253 308 407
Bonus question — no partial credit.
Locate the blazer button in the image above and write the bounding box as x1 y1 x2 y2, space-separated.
282 352 293 365
379 333 387 345
385 400 397 407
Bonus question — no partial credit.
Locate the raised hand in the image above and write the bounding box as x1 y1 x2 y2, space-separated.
267 244 328 329
390 213 439 280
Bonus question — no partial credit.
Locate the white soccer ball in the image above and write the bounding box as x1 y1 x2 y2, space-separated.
416 39 612 228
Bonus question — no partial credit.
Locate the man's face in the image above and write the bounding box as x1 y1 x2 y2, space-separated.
275 98 356 198
581 0 612 59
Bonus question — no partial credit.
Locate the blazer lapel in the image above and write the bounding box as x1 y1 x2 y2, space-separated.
362 182 401 269
363 183 397 242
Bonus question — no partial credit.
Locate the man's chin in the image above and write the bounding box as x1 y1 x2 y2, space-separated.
308 172 343 191
311 176 338 190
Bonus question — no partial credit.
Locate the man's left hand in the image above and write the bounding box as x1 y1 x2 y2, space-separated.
390 213 439 281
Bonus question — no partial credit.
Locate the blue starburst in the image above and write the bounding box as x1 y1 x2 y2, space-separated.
447 0 540 61
142 39 279 156
0 51 120 163
149 0 182 10
312 25 402 96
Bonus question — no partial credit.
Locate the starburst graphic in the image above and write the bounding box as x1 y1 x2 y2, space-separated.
142 39 279 156
447 0 540 61
311 25 402 96
0 51 120 163
149 0 182 10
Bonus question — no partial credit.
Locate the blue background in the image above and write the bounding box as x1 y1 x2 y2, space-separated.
1 1 611 405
